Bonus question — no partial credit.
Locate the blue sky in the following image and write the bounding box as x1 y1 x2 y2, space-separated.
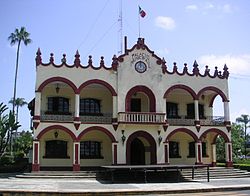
0 0 250 131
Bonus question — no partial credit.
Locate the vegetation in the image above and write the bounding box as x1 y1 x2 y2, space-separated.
9 98 27 123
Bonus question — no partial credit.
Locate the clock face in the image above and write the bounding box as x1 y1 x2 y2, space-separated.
135 61 147 73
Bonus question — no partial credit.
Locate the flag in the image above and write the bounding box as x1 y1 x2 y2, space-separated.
139 6 146 18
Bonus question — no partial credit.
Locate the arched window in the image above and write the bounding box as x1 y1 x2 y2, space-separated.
80 98 101 115
47 97 70 115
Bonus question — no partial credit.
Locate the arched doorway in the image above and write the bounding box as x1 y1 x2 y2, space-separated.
130 138 145 165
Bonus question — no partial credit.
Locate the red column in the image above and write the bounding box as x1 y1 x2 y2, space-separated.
113 143 117 165
73 142 80 171
32 141 40 172
164 142 169 164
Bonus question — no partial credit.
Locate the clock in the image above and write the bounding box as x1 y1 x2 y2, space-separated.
135 61 147 73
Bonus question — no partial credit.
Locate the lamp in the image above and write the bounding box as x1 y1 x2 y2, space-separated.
121 130 126 145
56 83 60 94
54 131 58 138
158 130 162 145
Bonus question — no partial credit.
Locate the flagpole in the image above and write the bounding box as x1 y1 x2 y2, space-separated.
138 6 141 38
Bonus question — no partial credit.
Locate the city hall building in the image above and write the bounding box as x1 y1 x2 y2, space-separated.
30 38 232 171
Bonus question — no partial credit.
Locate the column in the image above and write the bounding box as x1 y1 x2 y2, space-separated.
164 142 170 164
194 100 199 121
73 142 80 171
34 92 41 117
112 143 117 165
112 96 117 119
225 142 233 167
195 141 202 164
224 101 230 122
32 140 40 172
212 144 217 167
74 94 80 119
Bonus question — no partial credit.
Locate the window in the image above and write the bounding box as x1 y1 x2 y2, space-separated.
169 141 181 158
47 97 70 114
188 142 208 158
186 103 205 119
80 141 102 159
80 98 101 115
44 140 69 158
166 102 179 118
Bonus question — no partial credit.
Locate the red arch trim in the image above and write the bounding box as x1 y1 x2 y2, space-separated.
36 125 77 141
37 77 78 93
200 128 230 143
197 86 228 102
125 86 156 112
126 130 156 164
166 128 199 142
164 85 197 100
77 126 117 142
78 79 117 96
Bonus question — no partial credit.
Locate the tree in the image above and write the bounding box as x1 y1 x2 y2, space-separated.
0 103 20 158
8 27 32 114
9 98 27 123
13 131 32 158
236 114 250 157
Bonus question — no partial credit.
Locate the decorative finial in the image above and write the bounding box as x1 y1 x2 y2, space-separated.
112 55 118 71
223 64 229 79
61 54 66 63
100 56 104 67
88 55 92 66
74 50 80 67
192 60 199 76
35 48 42 66
49 53 54 64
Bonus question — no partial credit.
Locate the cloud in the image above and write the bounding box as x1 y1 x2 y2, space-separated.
155 16 176 30
198 54 250 75
186 4 198 11
221 4 232 13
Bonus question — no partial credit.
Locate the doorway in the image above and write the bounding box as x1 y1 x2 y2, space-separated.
130 138 145 165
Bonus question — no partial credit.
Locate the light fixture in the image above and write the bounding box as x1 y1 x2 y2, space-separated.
56 83 60 94
158 130 162 145
54 131 58 138
121 130 126 145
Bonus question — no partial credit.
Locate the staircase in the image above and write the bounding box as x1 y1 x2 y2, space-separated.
181 167 250 180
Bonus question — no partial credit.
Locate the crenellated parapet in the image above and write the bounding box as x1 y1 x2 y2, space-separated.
35 48 116 70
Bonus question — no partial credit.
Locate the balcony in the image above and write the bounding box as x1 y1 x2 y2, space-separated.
80 113 112 123
167 116 225 126
118 112 166 124
41 111 74 122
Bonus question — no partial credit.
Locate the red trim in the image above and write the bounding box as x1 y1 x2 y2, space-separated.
200 128 230 143
75 143 79 164
74 122 81 130
166 128 199 142
165 143 169 164
37 77 78 93
209 94 218 107
34 143 39 164
125 86 156 112
226 161 233 167
73 164 80 171
198 143 202 163
33 122 40 129
77 126 117 142
37 125 77 141
228 143 232 162
78 79 117 96
33 116 40 120
126 131 156 164
211 162 217 167
114 144 117 165
32 164 40 172
197 86 228 102
163 85 197 100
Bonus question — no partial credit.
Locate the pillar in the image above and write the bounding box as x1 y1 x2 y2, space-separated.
112 96 117 119
73 142 80 171
194 100 199 121
225 142 233 167
212 144 217 167
195 141 202 164
112 143 117 165
224 101 230 122
34 92 41 116
75 94 80 118
164 142 170 164
32 140 40 172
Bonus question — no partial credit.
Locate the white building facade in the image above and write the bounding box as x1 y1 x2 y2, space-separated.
31 38 232 171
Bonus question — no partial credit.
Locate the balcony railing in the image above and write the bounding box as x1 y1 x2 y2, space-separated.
41 111 74 122
118 112 166 124
167 115 225 126
80 113 112 123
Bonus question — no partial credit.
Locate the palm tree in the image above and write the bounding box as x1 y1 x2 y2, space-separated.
8 27 32 115
236 114 250 158
9 98 27 123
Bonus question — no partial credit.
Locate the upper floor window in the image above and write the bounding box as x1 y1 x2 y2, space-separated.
169 141 181 158
44 140 69 158
80 141 102 159
166 102 179 118
47 97 70 114
186 103 205 119
80 98 101 115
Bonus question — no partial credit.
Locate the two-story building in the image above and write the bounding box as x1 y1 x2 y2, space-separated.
30 37 232 171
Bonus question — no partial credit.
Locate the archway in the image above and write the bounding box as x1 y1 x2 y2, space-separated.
130 138 145 165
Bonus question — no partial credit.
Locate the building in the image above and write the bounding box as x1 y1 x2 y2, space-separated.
30 38 232 172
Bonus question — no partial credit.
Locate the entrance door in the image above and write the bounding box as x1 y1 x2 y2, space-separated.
131 98 141 112
130 138 145 165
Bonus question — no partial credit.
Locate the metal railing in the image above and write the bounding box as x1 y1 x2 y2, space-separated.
200 116 224 126
79 113 112 123
118 112 166 124
41 111 74 121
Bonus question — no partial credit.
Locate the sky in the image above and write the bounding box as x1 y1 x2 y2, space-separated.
0 0 250 132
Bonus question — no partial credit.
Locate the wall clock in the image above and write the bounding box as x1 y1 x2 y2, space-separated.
135 61 147 73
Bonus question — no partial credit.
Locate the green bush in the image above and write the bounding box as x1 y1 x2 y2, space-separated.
0 155 14 166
